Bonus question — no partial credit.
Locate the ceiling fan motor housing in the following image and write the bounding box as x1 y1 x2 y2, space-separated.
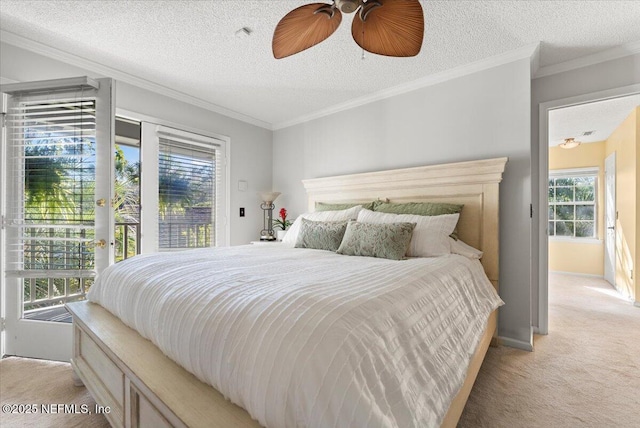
335 0 361 13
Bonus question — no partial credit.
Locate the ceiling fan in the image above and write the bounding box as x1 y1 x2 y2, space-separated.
272 0 424 59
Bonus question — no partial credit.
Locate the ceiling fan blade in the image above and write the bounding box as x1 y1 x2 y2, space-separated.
273 3 343 59
352 0 424 57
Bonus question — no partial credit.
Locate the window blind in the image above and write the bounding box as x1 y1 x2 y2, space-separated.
157 130 220 249
5 95 97 278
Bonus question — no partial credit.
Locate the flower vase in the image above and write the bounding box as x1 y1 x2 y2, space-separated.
276 230 287 241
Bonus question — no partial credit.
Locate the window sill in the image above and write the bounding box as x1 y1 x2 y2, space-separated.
549 237 602 245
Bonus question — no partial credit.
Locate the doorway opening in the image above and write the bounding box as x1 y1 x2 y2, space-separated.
539 90 640 334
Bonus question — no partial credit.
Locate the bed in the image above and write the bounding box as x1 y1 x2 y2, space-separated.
66 156 507 428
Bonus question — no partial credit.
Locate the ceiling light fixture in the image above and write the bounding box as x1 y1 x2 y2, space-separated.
559 138 581 149
272 0 424 59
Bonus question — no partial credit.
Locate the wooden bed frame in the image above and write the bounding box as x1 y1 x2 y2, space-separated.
66 156 507 428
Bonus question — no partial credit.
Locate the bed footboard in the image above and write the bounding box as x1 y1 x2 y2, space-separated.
66 301 261 428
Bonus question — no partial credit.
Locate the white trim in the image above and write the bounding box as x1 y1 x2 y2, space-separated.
0 30 272 131
549 167 599 177
537 83 640 336
0 77 18 85
273 42 540 130
549 237 602 245
498 335 533 352
534 39 640 79
550 271 604 278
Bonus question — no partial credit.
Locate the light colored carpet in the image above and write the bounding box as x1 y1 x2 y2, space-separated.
0 356 109 428
1 273 637 427
460 273 640 427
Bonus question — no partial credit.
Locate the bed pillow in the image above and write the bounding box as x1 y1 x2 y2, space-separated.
315 201 376 212
294 218 348 252
449 238 483 259
282 205 362 247
373 201 463 239
337 221 416 260
357 209 459 257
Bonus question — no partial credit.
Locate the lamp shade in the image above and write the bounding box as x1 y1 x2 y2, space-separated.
259 191 281 203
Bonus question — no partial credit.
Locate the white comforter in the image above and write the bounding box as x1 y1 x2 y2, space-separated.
87 245 503 428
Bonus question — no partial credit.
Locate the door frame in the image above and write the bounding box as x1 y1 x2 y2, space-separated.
536 83 640 335
117 108 231 249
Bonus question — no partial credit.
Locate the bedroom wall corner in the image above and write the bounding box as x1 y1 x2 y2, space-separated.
273 58 534 347
0 41 274 246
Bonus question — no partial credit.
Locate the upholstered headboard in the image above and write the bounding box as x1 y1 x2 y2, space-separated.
302 157 508 291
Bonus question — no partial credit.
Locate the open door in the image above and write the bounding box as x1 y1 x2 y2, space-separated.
604 152 616 287
1 77 114 361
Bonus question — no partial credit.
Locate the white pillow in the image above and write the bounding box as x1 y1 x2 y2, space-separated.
449 238 483 259
282 205 363 247
356 209 459 257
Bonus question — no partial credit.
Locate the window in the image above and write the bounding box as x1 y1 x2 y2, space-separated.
158 138 215 249
139 124 227 252
548 168 597 238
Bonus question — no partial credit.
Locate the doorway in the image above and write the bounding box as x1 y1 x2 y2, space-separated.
534 85 640 334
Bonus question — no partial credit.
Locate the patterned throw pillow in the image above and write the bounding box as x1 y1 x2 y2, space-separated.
336 221 416 260
294 218 349 252
282 205 362 247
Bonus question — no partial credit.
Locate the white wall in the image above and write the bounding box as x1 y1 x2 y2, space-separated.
273 59 533 347
0 42 273 246
530 53 640 328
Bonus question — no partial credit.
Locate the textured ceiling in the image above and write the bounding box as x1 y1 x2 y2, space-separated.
549 94 640 147
1 1 640 128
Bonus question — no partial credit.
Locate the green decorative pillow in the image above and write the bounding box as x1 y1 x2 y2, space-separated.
294 218 349 252
373 201 463 239
372 201 463 216
315 201 375 212
336 221 416 260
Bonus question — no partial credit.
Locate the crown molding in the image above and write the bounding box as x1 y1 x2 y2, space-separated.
534 39 640 79
0 30 273 130
272 42 540 130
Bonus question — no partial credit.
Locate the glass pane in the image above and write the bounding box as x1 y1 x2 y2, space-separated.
114 142 141 262
548 221 555 236
556 205 574 221
548 186 555 202
159 142 215 249
575 185 595 202
575 176 595 185
555 177 575 186
576 205 594 220
9 98 97 322
548 206 554 220
576 222 595 238
548 178 554 187
556 221 574 236
555 187 574 202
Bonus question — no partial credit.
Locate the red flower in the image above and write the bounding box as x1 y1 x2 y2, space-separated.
274 207 292 230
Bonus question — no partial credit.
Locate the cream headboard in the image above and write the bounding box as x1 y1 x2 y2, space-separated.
302 157 508 290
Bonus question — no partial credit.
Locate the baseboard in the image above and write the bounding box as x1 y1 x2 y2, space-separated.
532 326 547 335
498 335 534 352
549 271 604 278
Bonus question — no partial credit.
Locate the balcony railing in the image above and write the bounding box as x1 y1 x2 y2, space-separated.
116 221 141 262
